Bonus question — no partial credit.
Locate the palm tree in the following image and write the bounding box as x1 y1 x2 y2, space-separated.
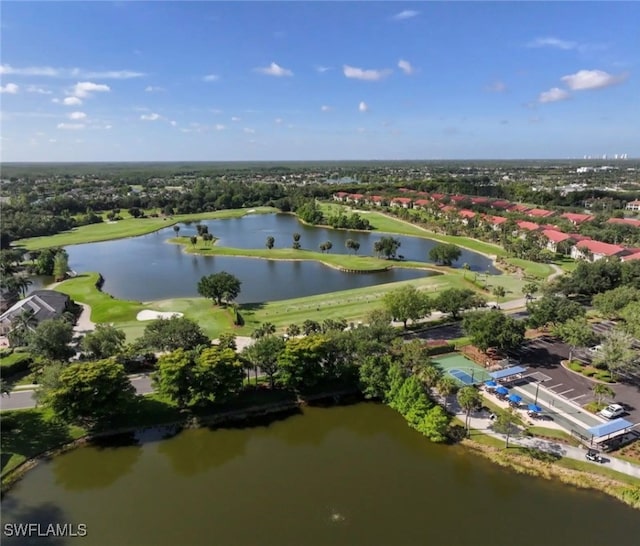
190 236 197 246
437 375 458 411
592 383 614 405
8 309 38 346
492 286 506 305
457 386 482 437
173 225 180 237
417 364 442 389
292 232 301 250
266 236 275 249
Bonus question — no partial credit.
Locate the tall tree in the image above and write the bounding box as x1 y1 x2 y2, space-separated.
292 232 301 250
526 295 585 328
382 285 430 328
374 236 401 259
416 405 450 443
140 316 209 352
428 243 462 266
552 317 596 361
173 225 180 236
592 383 614 405
457 386 482 436
463 311 525 353
42 359 136 427
243 335 286 388
592 329 636 378
265 236 275 250
435 288 485 320
492 408 522 449
277 335 328 391
492 286 506 305
81 324 126 359
27 318 75 361
358 354 392 399
436 375 458 411
198 271 242 305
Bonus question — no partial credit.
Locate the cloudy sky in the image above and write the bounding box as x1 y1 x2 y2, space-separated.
1 1 637 161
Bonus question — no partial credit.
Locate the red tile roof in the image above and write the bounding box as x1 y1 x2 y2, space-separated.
542 229 571 243
450 195 467 203
485 215 508 225
350 193 364 199
369 195 384 202
569 233 591 242
622 252 640 262
391 197 413 204
517 221 541 231
458 209 476 219
512 204 530 213
491 200 512 209
430 193 445 201
627 200 640 206
334 192 348 198
414 199 431 207
607 218 640 228
561 212 594 224
440 205 457 213
471 196 489 204
576 240 625 256
527 208 555 218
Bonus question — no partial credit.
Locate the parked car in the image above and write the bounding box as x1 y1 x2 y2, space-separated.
585 449 605 464
599 403 625 419
587 344 603 354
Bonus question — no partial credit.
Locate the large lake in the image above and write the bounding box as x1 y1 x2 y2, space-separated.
2 404 638 546
65 213 497 302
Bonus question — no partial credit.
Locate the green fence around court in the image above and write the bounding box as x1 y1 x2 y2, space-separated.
432 353 492 384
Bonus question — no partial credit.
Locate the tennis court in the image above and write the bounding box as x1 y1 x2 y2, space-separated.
432 353 492 385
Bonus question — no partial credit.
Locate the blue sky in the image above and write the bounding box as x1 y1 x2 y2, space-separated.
1 1 638 161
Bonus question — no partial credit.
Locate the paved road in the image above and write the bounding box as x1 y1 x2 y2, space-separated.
0 374 153 411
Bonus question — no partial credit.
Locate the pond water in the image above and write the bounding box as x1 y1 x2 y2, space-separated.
64 213 496 302
2 404 638 546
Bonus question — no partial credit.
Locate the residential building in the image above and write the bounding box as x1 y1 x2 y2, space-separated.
0 290 72 339
607 217 640 228
527 208 555 219
571 240 626 262
625 200 640 211
541 229 572 253
390 197 413 208
561 212 594 225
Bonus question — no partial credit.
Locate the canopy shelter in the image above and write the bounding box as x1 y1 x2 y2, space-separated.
508 394 522 405
489 366 527 382
495 386 509 396
587 419 634 445
485 380 498 388
528 404 542 413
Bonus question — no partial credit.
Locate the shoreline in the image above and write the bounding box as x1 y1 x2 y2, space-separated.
2 395 637 510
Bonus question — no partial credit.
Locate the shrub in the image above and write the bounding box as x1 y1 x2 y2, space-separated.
0 352 33 377
424 343 455 356
582 368 597 377
568 361 583 372
595 372 614 383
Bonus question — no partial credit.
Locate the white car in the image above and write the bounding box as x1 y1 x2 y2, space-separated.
599 404 625 419
587 345 603 354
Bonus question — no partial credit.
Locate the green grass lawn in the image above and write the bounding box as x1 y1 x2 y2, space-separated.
1 408 86 478
15 207 278 250
0 352 31 369
504 257 554 279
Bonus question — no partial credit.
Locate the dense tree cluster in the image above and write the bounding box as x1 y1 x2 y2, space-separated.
325 211 372 230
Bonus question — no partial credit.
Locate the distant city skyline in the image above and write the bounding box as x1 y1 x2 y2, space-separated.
1 2 638 161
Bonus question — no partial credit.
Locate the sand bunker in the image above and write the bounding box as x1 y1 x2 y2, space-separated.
136 310 184 321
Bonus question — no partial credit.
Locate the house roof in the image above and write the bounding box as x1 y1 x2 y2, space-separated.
626 200 640 206
622 252 640 262
0 290 70 326
450 195 467 203
458 209 476 219
334 192 348 198
516 221 541 231
349 193 364 199
430 193 445 201
607 217 640 228
414 199 430 207
440 205 457 213
542 229 571 243
470 196 489 204
491 200 512 209
569 233 591 242
561 212 594 224
485 215 508 225
391 197 412 204
369 195 384 201
512 204 530 213
576 240 625 256
527 208 555 218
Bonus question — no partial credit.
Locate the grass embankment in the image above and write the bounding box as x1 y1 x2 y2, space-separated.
15 207 278 250
319 203 509 257
463 438 640 509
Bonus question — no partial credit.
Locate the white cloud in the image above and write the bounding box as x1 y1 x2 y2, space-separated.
26 85 52 94
48 139 57 143
140 113 161 121
358 101 369 112
243 127 256 134
57 122 85 130
62 96 82 106
71 81 110 98
170 120 177 127
215 124 225 131
343 65 392 81
274 118 283 124
68 111 87 120
145 86 164 92
81 70 143 79
398 59 414 75
0 64 59 76
0 64 143 78
254 62 293 77
203 74 219 82
315 65 332 73
231 116 241 122
487 81 507 93
527 37 577 50
538 87 570 103
0 83 19 94
561 69 626 90
320 105 332 112
392 10 419 21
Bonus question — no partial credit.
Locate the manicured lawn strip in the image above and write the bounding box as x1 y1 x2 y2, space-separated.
555 457 640 488
15 207 278 250
525 426 580 447
0 352 31 369
151 298 236 338
1 408 86 477
505 258 553 279
55 273 146 323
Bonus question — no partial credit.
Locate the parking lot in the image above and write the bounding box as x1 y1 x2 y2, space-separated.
509 336 640 425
